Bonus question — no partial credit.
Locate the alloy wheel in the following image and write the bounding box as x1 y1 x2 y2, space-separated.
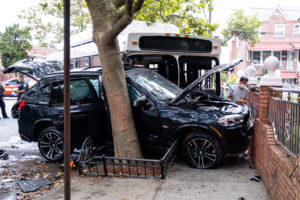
187 138 217 169
38 130 64 161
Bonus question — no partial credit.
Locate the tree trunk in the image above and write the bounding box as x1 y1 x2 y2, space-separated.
95 36 142 158
86 0 143 158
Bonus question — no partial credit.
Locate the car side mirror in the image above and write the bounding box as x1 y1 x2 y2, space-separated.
133 96 148 107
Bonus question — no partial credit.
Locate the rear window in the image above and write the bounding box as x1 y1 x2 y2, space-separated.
50 79 96 106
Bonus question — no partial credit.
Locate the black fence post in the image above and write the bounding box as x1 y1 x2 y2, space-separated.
102 155 107 176
160 160 165 179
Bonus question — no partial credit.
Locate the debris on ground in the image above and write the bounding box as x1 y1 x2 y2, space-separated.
239 197 245 200
18 178 52 193
250 175 261 182
0 149 9 160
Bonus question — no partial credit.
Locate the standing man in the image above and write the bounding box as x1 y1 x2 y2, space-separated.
16 75 29 100
0 81 9 119
227 76 249 104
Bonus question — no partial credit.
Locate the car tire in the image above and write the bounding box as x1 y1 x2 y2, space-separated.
38 127 64 162
181 131 222 169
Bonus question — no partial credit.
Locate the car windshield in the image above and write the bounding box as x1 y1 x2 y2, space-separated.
133 70 182 102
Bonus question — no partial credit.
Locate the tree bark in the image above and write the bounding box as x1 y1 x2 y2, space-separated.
86 0 142 158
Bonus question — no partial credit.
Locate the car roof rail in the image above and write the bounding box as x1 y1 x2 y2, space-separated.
81 66 102 71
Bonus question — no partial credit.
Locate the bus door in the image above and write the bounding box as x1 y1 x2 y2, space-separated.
178 56 221 96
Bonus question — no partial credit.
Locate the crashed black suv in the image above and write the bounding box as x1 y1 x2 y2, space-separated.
5 59 252 169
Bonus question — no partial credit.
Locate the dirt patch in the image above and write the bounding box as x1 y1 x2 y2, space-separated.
0 158 65 199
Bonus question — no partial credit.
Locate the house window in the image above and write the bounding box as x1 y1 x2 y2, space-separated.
294 24 300 34
253 51 261 64
263 51 271 61
275 24 285 37
273 51 281 61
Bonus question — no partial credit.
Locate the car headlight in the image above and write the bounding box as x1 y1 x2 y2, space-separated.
217 114 244 127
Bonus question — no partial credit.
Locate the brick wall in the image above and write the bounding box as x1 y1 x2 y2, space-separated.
250 120 300 200
249 86 300 200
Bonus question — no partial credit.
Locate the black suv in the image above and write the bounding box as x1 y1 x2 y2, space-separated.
5 59 252 169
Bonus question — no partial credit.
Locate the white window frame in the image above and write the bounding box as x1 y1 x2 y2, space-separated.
294 24 300 34
275 24 285 37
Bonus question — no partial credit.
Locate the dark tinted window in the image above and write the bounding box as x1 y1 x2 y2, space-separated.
50 79 96 106
24 80 51 104
50 81 64 106
139 36 212 53
89 78 100 97
70 79 95 104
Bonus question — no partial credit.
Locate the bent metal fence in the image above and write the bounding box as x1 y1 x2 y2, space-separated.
77 137 179 179
268 88 300 156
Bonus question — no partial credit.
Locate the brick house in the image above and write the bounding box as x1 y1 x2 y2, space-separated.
247 5 300 85
231 5 300 85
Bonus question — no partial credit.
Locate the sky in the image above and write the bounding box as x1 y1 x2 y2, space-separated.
0 0 300 61
1 0 300 31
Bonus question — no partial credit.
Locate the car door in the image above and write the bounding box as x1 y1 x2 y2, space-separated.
50 77 108 148
127 82 161 147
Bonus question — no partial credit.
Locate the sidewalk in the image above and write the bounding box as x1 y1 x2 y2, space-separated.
39 158 269 200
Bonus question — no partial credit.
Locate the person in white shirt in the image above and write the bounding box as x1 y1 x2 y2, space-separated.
227 76 249 104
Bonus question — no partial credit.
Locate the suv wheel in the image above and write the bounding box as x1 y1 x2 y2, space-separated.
38 127 64 161
181 131 222 169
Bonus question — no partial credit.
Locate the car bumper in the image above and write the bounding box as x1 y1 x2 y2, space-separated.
219 119 253 156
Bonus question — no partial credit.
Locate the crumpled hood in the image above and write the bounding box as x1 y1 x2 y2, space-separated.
171 59 243 104
4 58 63 80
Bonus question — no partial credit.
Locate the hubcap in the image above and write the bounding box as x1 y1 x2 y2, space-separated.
39 131 63 160
187 138 217 169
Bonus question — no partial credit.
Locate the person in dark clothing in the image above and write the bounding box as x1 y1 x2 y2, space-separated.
0 81 9 119
16 75 29 100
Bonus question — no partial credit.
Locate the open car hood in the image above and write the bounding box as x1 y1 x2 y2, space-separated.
171 59 243 104
3 58 63 81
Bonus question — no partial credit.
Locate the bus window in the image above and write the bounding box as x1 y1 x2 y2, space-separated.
78 57 90 68
70 59 78 69
91 55 101 66
128 55 178 85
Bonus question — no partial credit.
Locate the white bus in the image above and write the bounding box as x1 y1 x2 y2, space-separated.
47 21 222 95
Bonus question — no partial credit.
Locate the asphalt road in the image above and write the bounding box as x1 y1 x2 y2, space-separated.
0 97 19 142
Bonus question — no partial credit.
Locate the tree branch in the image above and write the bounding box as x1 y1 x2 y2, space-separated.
156 0 167 22
133 0 145 13
104 0 135 45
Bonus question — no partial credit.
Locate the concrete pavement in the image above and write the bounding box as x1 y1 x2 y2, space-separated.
39 158 269 200
0 98 269 200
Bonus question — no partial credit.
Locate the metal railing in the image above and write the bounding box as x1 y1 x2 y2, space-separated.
77 137 179 179
249 89 260 118
268 88 300 156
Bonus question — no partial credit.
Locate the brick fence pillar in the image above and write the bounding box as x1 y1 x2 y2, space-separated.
259 86 269 123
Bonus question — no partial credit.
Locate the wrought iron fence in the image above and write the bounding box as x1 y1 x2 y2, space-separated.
77 137 179 179
249 90 260 118
269 88 300 156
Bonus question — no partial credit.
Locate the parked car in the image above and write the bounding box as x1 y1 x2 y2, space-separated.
2 78 36 96
4 59 252 169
